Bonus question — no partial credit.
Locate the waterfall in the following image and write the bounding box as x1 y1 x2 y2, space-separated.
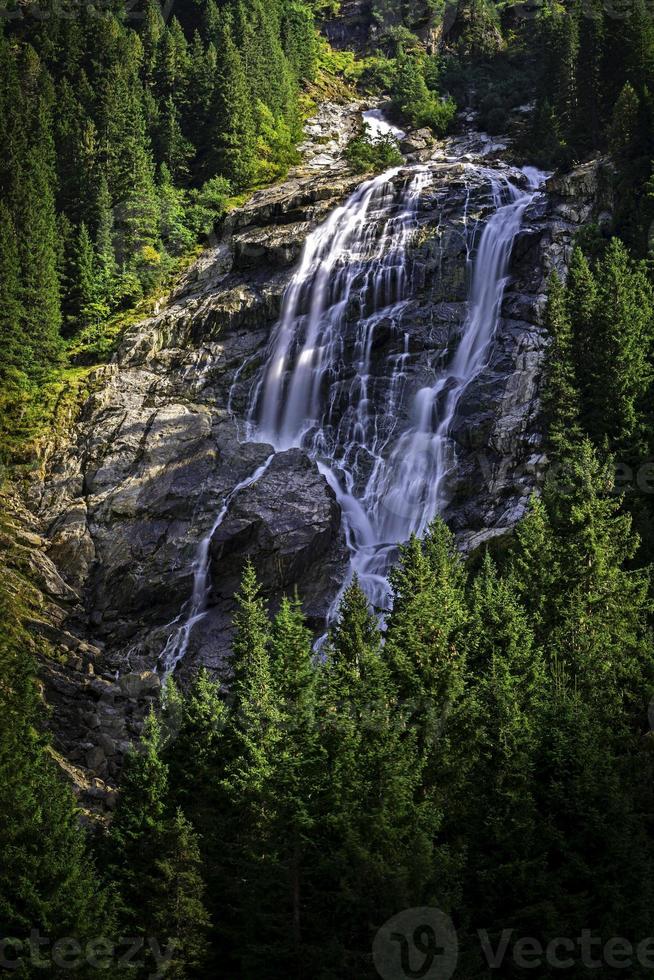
248 166 429 450
247 159 546 612
152 112 548 675
361 108 406 141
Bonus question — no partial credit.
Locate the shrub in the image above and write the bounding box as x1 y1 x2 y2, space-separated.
344 127 404 173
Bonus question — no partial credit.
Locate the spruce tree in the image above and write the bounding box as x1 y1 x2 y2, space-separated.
565 246 597 419
529 674 654 955
109 709 211 979
385 520 468 752
207 19 257 188
590 238 653 456
215 563 280 972
542 270 581 455
72 221 98 323
94 175 117 306
13 142 63 374
263 595 323 973
314 579 439 974
108 710 170 934
0 581 112 969
455 554 546 941
575 0 605 153
540 4 579 150
150 809 210 979
0 201 26 380
511 439 654 727
162 671 226 974
157 95 193 179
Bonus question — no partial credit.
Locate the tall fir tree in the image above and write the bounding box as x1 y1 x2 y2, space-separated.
207 19 256 188
511 439 654 727
0 580 113 972
385 520 468 757
542 270 581 455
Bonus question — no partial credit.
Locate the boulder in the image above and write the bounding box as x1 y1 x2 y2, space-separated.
400 128 435 161
118 670 162 699
210 449 347 604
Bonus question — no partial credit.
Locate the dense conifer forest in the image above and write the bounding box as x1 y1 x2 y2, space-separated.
4 0 654 976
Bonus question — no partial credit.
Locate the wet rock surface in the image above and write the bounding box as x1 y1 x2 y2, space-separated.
24 101 608 802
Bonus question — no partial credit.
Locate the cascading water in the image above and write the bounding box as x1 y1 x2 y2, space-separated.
158 133 547 672
246 159 546 612
249 166 430 449
367 166 546 544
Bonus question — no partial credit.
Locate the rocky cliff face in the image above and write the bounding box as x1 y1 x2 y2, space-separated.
22 102 609 807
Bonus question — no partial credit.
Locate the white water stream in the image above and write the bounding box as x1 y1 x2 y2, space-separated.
159 455 274 676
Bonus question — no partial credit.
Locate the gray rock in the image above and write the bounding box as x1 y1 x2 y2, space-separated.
400 128 435 156
210 449 347 605
118 671 162 699
86 746 106 770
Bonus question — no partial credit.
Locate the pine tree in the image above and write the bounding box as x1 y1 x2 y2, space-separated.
236 0 297 128
324 575 384 701
591 238 653 455
313 578 439 974
575 0 605 153
262 594 323 973
0 202 26 379
108 710 170 933
94 174 117 306
163 669 226 818
511 439 654 726
109 708 212 978
13 140 63 374
609 82 640 165
454 554 545 947
157 96 194 179
0 581 113 966
229 559 272 694
162 671 226 974
72 221 98 323
542 271 581 455
281 1 318 82
150 809 211 979
154 17 191 100
101 62 160 266
527 97 563 168
385 520 468 746
620 0 654 93
565 246 597 416
540 4 579 150
529 674 654 952
207 19 257 188
186 33 215 151
141 0 166 82
215 563 280 972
